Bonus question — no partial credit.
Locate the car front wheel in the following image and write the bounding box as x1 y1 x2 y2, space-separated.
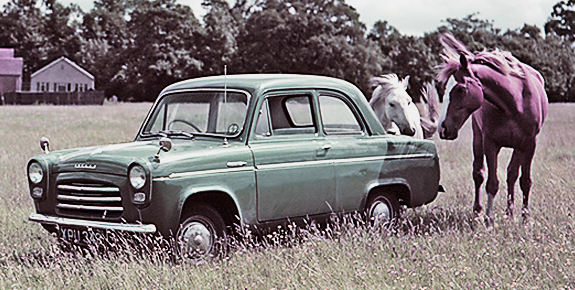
176 205 226 263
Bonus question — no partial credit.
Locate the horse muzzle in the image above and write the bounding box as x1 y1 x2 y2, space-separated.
401 127 416 136
439 123 458 140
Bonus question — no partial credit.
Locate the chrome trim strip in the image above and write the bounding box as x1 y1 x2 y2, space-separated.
58 184 120 193
57 204 124 212
153 153 433 180
154 166 255 181
258 159 333 170
258 153 434 170
334 153 434 163
57 195 122 202
29 213 157 233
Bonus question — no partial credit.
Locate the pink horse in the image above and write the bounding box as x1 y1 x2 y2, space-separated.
437 33 548 223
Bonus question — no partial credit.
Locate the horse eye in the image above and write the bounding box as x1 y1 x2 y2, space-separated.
389 103 395 107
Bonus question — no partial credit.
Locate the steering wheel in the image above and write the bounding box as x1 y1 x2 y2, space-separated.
168 119 202 132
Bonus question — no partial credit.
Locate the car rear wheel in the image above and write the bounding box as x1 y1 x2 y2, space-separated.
366 192 399 226
176 205 227 263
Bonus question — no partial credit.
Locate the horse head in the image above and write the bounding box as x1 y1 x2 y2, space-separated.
370 74 419 137
439 54 484 140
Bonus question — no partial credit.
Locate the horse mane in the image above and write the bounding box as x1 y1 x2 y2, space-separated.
420 81 440 138
369 74 409 104
437 33 472 84
437 33 525 84
473 48 525 78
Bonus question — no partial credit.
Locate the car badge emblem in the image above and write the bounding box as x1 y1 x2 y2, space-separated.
74 163 97 170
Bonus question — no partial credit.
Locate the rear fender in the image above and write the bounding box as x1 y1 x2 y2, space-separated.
364 178 411 209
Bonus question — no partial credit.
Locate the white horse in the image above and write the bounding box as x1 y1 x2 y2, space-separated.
370 74 440 139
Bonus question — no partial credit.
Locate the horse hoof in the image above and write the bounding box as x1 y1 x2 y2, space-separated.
473 206 483 216
484 216 494 228
521 209 531 223
504 209 514 220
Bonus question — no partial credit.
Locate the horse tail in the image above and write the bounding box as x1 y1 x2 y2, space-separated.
419 81 440 139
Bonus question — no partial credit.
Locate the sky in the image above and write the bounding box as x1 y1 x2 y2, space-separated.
1 0 561 36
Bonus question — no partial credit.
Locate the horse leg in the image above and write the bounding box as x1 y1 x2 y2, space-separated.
520 142 537 221
505 150 522 219
484 142 501 227
471 116 484 215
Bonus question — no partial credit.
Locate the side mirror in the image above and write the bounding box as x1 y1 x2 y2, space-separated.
159 137 172 152
154 137 172 161
40 137 50 154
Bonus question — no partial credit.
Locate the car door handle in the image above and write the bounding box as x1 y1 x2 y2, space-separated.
227 161 247 168
321 144 332 150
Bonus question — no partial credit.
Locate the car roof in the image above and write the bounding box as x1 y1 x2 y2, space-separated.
160 74 364 100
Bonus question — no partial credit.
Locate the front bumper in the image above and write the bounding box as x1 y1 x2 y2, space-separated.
29 213 157 233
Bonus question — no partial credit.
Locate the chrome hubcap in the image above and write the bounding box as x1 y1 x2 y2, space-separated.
179 221 213 261
370 200 391 225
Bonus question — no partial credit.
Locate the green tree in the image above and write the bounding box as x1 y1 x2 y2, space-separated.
424 14 575 102
233 0 383 93
42 0 83 61
114 0 204 101
545 0 575 42
0 0 80 88
200 0 241 75
368 21 434 101
502 26 575 102
0 0 45 84
79 0 133 98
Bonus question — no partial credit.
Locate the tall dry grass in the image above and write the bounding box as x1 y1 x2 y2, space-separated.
0 103 573 289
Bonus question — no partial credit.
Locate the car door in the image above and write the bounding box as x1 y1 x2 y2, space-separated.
249 92 336 222
317 92 388 213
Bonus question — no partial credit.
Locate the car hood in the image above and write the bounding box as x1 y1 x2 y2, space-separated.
48 139 246 176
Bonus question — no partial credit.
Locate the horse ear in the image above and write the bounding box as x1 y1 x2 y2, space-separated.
403 75 410 90
459 53 468 69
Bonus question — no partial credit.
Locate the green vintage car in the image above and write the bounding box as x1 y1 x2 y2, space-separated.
27 74 441 262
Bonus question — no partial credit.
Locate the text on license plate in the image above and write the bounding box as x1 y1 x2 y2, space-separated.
59 227 106 245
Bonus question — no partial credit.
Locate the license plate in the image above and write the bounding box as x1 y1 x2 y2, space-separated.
58 226 107 246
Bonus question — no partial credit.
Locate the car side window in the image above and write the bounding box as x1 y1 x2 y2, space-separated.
255 99 272 137
319 95 363 135
255 95 316 137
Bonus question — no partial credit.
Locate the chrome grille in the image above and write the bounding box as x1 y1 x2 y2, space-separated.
56 182 123 220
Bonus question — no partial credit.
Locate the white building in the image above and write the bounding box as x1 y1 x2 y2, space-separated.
30 57 94 92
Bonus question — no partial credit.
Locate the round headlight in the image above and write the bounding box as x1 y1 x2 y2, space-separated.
129 165 146 190
29 162 44 184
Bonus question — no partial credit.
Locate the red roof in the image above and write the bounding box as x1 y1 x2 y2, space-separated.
0 48 23 76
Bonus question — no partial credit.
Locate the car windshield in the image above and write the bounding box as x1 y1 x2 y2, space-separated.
141 91 249 138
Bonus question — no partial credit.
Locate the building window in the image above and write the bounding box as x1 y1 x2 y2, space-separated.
57 83 66 92
67 83 71 91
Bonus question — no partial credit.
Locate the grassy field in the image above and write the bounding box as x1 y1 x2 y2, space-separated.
0 103 574 289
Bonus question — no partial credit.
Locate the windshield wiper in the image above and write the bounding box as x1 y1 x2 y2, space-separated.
159 130 195 139
140 132 168 138
142 130 226 140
